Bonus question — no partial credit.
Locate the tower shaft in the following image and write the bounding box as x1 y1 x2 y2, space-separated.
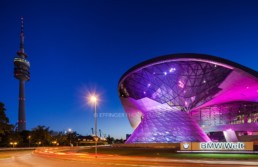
14 17 30 132
18 80 26 131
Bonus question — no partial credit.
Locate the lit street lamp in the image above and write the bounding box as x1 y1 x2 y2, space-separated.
52 140 58 146
68 128 73 147
28 135 31 147
88 94 99 158
37 141 41 147
10 142 18 148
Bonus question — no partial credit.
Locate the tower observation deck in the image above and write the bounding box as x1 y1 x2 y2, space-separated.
14 17 30 132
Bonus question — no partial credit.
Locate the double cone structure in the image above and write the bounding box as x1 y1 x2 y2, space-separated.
118 53 258 143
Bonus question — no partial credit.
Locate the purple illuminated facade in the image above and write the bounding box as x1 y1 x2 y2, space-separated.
118 53 258 143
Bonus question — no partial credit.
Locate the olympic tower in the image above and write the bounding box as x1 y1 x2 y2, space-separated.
14 17 30 131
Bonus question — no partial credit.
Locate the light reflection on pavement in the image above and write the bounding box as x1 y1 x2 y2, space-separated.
0 147 257 167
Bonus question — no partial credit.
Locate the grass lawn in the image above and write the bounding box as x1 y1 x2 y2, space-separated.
77 147 258 160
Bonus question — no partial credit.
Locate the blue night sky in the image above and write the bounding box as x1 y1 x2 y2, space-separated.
0 0 258 139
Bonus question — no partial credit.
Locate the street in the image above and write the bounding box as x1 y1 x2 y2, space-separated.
0 148 257 167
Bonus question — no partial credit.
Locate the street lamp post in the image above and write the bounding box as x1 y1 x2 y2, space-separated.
10 142 17 148
68 128 72 146
36 141 41 147
28 135 31 147
94 98 97 157
89 94 98 158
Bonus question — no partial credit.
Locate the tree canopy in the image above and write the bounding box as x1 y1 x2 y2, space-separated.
0 102 14 146
0 102 13 135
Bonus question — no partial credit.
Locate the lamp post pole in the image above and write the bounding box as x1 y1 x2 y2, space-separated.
28 135 31 147
89 94 99 158
94 100 97 158
68 128 72 147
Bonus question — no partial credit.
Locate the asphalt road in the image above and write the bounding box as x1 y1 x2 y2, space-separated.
0 149 257 167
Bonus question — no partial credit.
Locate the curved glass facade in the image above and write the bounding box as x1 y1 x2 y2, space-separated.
119 53 258 143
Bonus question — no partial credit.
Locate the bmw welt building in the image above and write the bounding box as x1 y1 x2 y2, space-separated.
118 53 258 143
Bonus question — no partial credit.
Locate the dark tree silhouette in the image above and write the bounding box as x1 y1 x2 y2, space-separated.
0 102 13 135
0 102 14 146
31 125 53 146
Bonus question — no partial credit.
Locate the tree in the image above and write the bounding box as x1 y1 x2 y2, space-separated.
19 130 31 147
31 125 52 146
0 102 13 135
67 131 79 146
8 131 23 147
51 131 80 146
106 135 115 144
52 131 68 146
0 102 14 146
114 138 125 144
